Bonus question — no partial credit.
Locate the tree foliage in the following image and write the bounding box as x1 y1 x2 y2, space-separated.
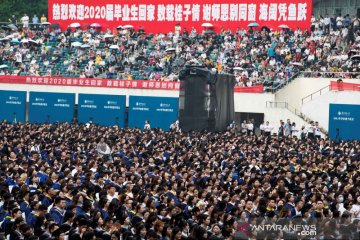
0 0 48 23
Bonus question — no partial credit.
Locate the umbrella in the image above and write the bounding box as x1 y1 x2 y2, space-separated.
41 22 51 25
123 25 134 29
351 55 360 60
248 22 259 27
69 22 81 28
7 24 18 31
29 39 40 44
278 24 289 29
117 26 123 30
291 62 303 66
233 67 243 71
109 45 120 50
201 23 213 27
165 48 176 52
1 24 18 31
0 38 10 41
71 41 82 47
90 23 101 28
21 39 29 43
81 44 91 48
0 65 8 69
10 39 20 44
104 34 114 38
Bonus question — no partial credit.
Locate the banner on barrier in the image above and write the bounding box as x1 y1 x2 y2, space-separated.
0 76 180 90
48 0 312 33
0 76 263 93
78 94 126 126
128 96 178 130
29 92 75 123
0 90 26 123
234 85 263 93
328 104 360 141
330 81 360 92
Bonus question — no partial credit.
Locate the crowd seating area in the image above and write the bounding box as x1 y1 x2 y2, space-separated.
0 23 359 92
0 121 359 240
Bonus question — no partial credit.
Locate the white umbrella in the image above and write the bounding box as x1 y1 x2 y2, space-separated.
0 65 8 69
29 39 39 44
90 23 101 28
201 23 213 27
165 48 176 52
248 22 259 27
109 45 120 50
122 25 134 29
278 24 289 29
291 62 303 66
71 41 82 47
69 22 81 28
233 67 243 71
81 44 91 48
41 22 51 25
21 39 29 43
104 34 114 38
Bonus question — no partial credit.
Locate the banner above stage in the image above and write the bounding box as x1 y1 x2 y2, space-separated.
48 0 312 33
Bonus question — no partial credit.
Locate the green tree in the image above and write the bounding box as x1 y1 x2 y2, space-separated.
0 0 48 23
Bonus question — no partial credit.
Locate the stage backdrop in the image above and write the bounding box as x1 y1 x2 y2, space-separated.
49 0 312 33
128 96 178 129
29 92 75 123
78 94 126 126
328 104 360 141
0 90 26 123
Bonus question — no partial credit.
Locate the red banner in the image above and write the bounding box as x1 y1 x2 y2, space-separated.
330 81 360 92
48 0 312 33
0 76 180 90
234 84 263 93
0 75 263 93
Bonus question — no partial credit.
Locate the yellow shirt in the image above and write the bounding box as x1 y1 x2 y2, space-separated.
95 56 102 65
40 16 47 23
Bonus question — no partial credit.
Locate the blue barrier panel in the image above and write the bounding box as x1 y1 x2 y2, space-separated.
78 94 126 127
329 104 360 141
128 96 178 130
0 90 26 123
29 92 75 123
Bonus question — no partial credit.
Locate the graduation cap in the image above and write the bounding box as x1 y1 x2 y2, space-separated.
131 215 142 226
52 227 64 238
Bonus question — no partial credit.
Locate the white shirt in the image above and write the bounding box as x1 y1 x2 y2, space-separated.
324 17 331 25
350 204 360 218
247 123 254 131
263 124 274 133
144 123 151 130
336 17 343 26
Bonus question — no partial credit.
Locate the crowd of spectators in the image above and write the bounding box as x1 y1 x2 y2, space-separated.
0 120 359 240
0 15 360 90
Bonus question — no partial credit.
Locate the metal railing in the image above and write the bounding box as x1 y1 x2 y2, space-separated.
301 85 330 104
264 72 300 93
266 71 360 93
300 71 360 79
